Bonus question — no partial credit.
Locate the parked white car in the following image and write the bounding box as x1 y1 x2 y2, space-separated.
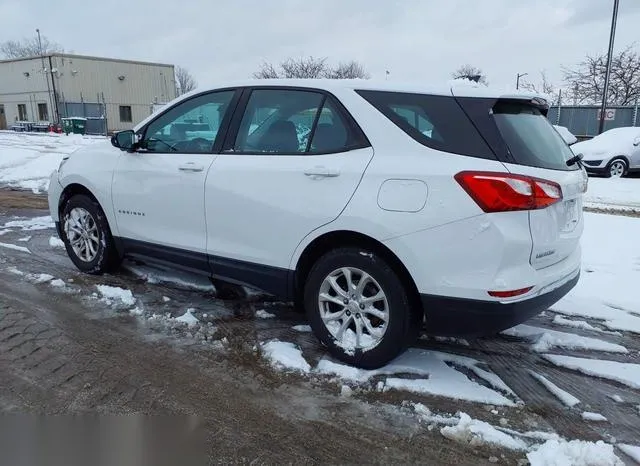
572 127 640 178
48 80 586 368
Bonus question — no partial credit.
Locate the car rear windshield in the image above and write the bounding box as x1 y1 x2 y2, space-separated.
492 102 578 171
356 90 495 160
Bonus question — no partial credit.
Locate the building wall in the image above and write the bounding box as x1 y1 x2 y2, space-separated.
0 54 177 132
51 55 176 131
0 57 55 124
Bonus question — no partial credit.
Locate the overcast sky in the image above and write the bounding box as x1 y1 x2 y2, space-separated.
2 0 639 92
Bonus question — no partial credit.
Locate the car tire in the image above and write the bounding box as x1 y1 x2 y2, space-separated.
606 158 627 178
304 248 421 369
61 194 121 274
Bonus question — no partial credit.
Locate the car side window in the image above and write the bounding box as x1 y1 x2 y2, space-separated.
233 89 324 154
141 90 235 153
308 98 354 153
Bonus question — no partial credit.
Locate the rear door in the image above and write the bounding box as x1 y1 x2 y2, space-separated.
490 101 587 270
204 87 373 290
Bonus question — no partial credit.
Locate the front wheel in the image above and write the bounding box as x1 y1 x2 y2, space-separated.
61 194 121 274
607 158 627 178
304 248 420 369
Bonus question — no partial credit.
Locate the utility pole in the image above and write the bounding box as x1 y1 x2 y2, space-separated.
598 0 619 134
516 72 528 90
36 28 54 123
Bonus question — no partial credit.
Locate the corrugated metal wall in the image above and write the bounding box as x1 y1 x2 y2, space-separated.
548 105 639 137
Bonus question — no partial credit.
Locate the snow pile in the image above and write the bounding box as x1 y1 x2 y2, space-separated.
255 309 275 319
551 316 616 334
581 412 607 422
50 279 66 288
0 242 31 254
503 325 627 353
544 354 640 389
317 349 517 406
551 213 640 334
292 325 312 332
95 285 136 307
529 372 580 408
527 439 622 466
261 340 310 373
441 413 527 451
618 444 640 464
173 309 199 327
2 216 54 231
28 273 55 284
49 236 65 248
125 263 215 292
0 132 105 192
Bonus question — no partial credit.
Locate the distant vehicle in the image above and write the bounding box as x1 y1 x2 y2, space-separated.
572 127 640 178
553 125 577 146
48 80 585 369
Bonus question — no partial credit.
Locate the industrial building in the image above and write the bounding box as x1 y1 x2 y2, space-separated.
0 53 177 134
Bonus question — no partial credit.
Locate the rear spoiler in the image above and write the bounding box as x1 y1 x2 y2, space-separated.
450 85 550 116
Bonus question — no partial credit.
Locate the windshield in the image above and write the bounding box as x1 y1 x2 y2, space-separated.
493 102 578 171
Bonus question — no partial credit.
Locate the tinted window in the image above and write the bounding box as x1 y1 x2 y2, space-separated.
309 99 352 153
234 89 324 153
493 102 578 171
356 90 495 159
142 90 234 153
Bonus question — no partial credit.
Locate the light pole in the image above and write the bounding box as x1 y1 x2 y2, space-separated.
598 0 620 134
516 72 528 90
36 28 54 123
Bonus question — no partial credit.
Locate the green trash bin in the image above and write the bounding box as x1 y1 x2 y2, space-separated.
61 117 87 135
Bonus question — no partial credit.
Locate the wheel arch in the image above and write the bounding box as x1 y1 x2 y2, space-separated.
607 155 630 176
293 230 423 318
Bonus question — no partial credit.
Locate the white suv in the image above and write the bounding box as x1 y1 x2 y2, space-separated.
48 80 587 369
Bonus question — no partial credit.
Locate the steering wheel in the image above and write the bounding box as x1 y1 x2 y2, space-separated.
188 137 212 152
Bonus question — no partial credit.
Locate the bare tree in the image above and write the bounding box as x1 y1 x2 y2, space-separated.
0 35 63 59
451 65 488 85
326 61 370 79
175 66 197 95
253 56 369 79
563 45 640 106
519 71 559 104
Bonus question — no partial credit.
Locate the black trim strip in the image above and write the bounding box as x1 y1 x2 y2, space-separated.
121 238 211 275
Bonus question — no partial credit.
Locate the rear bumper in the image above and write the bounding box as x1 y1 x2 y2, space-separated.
421 271 580 337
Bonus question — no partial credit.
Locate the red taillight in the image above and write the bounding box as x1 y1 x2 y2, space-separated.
455 171 562 212
488 287 533 298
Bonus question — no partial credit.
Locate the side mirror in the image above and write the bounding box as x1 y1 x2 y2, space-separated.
111 130 137 151
633 137 640 147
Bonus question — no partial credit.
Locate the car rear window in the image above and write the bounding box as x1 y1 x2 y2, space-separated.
492 102 578 171
356 90 495 160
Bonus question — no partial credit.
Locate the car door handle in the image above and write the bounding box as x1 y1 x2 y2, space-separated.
304 167 340 178
178 163 205 172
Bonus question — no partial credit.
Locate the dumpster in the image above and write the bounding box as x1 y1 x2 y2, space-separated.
61 117 87 135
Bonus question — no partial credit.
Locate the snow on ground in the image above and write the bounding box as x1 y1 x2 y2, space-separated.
618 444 640 464
125 262 215 293
440 412 527 451
174 308 199 327
261 340 311 373
316 349 517 406
584 177 640 212
0 242 31 254
292 325 312 332
544 354 640 389
95 285 136 307
551 315 619 335
48 236 65 248
529 371 580 408
581 412 607 422
2 216 54 231
0 132 105 193
550 213 640 334
256 309 275 319
527 439 623 466
502 324 627 353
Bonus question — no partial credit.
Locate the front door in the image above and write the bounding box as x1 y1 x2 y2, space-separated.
111 89 238 272
204 88 373 291
0 105 6 130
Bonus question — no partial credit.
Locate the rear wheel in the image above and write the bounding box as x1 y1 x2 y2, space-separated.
61 194 121 274
606 158 627 178
304 248 420 369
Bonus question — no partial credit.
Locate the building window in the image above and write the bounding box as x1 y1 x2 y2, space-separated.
17 104 28 121
119 106 132 123
38 103 48 121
